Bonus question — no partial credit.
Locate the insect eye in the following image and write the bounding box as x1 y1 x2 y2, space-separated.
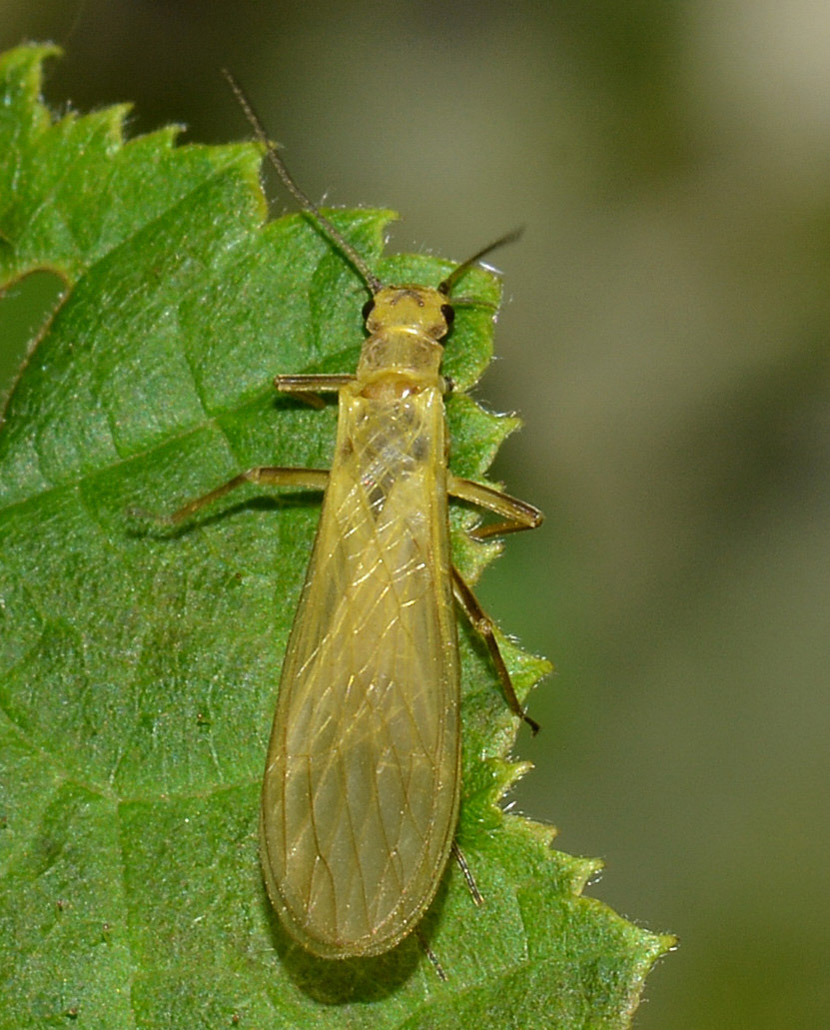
362 299 375 321
440 304 455 328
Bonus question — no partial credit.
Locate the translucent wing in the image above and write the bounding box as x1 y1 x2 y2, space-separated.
260 384 461 958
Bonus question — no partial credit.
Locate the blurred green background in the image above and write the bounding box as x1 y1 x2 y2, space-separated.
2 2 828 1025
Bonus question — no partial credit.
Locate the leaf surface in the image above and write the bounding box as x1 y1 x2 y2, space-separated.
0 45 672 1029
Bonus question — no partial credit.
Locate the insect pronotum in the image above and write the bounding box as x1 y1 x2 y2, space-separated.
158 73 543 962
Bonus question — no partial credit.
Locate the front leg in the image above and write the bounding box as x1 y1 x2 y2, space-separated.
275 372 356 408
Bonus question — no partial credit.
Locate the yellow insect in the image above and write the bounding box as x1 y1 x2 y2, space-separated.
160 74 542 961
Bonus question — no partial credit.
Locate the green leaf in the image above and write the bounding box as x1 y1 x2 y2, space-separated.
0 45 672 1029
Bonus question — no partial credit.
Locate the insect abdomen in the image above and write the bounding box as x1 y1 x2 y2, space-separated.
260 384 461 957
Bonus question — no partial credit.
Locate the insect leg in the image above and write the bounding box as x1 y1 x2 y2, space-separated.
451 841 484 907
147 467 329 525
448 476 542 540
415 930 448 982
274 372 357 409
275 373 356 391
452 564 540 735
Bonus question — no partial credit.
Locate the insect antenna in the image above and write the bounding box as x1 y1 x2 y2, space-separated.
438 227 523 297
222 69 382 295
